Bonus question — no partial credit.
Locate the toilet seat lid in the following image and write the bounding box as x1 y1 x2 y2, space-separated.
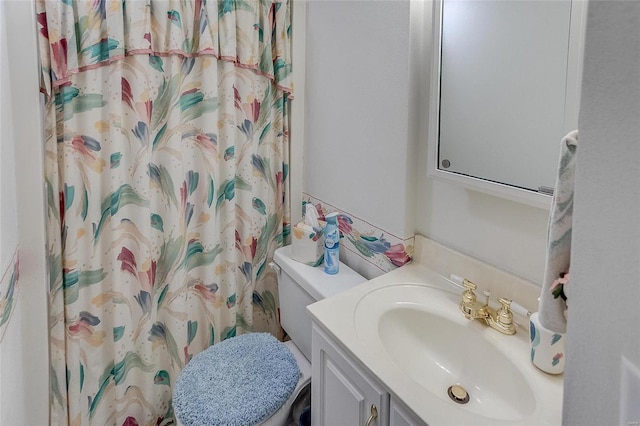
173 333 300 426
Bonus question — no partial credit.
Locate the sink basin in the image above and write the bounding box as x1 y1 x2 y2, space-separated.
307 242 563 425
354 283 537 422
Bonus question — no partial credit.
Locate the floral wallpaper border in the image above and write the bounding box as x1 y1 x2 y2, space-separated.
303 194 413 273
0 249 20 342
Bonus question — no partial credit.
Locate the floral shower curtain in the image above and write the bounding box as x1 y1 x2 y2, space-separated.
36 1 292 424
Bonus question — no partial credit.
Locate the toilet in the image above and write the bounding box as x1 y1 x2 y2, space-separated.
173 245 366 426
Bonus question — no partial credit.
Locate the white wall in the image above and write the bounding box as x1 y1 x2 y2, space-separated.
0 7 18 270
415 0 549 285
415 179 549 284
300 0 549 285
303 0 417 240
299 0 421 279
563 2 640 424
0 1 49 425
290 0 307 226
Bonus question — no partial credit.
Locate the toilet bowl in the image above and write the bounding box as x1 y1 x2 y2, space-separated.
173 245 366 426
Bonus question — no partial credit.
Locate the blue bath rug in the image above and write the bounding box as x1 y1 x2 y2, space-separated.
173 332 300 426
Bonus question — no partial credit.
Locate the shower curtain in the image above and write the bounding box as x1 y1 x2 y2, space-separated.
36 1 292 424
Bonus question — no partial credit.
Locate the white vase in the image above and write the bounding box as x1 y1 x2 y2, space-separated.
529 312 565 374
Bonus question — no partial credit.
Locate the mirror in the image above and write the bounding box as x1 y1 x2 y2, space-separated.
427 0 586 208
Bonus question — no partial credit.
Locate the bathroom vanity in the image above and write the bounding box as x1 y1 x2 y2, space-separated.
312 324 423 426
307 235 563 425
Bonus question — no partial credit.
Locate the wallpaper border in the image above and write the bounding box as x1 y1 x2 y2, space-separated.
302 193 413 273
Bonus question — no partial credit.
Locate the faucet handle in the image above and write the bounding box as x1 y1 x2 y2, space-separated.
498 297 511 309
460 278 477 304
459 278 480 320
495 298 516 335
462 279 477 291
451 274 478 303
450 274 476 291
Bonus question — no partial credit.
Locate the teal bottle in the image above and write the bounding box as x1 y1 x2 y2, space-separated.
324 212 340 275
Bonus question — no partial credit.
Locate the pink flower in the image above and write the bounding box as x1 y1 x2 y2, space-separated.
70 135 98 160
233 85 242 109
68 312 105 346
242 99 261 123
195 133 218 156
121 78 134 108
275 171 284 209
50 38 68 78
146 260 156 289
551 271 570 301
122 417 139 426
194 282 219 302
235 230 257 260
337 214 353 235
36 13 49 39
314 203 325 221
550 272 570 292
117 247 137 276
133 99 152 124
384 244 411 267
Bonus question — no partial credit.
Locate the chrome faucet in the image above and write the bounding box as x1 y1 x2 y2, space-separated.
457 277 516 335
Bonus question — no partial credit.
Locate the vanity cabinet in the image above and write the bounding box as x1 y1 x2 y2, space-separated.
390 398 425 426
311 324 389 426
311 324 425 426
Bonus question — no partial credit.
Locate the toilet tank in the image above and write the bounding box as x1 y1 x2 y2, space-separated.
273 246 366 361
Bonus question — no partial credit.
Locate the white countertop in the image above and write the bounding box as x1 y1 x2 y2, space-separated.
307 236 563 425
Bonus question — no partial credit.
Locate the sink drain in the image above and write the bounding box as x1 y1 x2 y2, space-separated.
447 385 470 404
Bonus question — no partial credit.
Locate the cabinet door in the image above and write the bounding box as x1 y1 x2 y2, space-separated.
312 325 389 426
390 397 427 426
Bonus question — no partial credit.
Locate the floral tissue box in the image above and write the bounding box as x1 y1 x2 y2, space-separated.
291 220 326 267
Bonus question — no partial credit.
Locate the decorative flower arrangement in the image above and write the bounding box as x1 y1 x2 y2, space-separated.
550 270 569 320
550 271 569 301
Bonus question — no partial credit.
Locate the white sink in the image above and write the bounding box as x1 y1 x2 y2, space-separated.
355 284 536 422
308 260 563 425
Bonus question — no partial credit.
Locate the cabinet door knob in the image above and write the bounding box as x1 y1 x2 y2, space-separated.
364 404 378 426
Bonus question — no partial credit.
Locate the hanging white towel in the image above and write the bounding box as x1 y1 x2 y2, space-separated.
538 130 578 334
